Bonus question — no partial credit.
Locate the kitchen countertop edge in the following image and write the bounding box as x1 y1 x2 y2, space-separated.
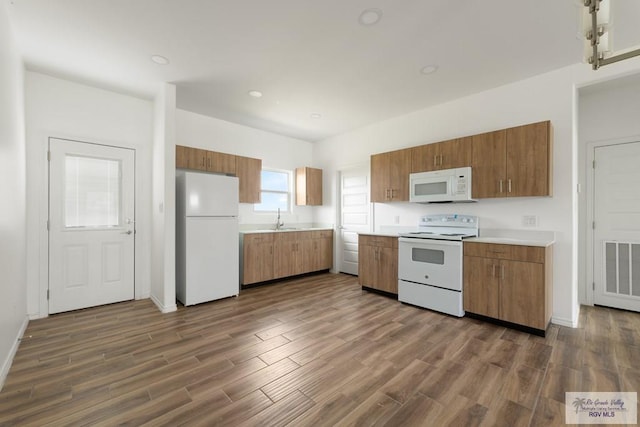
240 227 334 234
465 236 554 247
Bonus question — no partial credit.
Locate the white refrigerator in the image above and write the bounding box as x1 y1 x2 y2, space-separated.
176 170 239 306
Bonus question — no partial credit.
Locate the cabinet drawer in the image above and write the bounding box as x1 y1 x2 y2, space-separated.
243 233 274 244
274 231 300 242
464 242 544 263
312 230 333 239
359 234 398 249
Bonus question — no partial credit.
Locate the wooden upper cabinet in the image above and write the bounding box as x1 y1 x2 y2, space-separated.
471 121 552 199
207 151 236 175
471 130 507 198
370 148 411 202
370 153 388 202
176 145 207 171
411 137 472 173
506 121 552 197
176 145 261 204
295 167 323 206
411 143 439 172
236 156 262 204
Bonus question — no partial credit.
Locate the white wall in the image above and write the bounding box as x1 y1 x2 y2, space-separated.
0 2 27 388
176 109 316 227
150 84 177 313
577 73 640 303
24 72 154 318
314 57 640 328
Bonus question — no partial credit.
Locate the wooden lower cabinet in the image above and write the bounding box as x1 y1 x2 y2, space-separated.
242 230 333 285
358 234 398 295
242 233 274 285
463 242 552 334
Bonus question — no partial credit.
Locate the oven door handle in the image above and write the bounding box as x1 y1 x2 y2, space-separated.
398 237 464 246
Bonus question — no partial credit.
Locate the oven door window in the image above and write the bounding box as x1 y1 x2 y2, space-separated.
412 247 445 265
414 181 447 196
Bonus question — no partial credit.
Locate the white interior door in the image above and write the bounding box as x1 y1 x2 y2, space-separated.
593 141 640 312
49 138 135 314
338 165 371 275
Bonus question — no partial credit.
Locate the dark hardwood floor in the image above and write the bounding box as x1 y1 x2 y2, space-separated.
1 273 639 426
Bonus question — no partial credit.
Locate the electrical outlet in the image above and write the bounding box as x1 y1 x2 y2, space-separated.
394 215 400 224
522 215 538 227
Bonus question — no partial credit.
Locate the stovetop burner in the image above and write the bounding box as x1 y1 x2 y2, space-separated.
399 214 479 241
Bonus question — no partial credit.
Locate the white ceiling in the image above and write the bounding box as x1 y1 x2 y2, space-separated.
5 1 598 141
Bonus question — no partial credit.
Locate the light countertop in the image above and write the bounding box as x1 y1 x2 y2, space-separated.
466 228 555 247
241 227 333 234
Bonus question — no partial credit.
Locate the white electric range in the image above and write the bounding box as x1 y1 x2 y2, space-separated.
397 214 479 317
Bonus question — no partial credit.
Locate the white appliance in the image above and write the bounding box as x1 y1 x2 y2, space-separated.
176 170 239 306
409 166 474 203
398 214 479 317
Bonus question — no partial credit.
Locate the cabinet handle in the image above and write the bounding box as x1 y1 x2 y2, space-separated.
440 154 443 166
508 179 512 193
499 180 503 193
492 264 496 277
391 189 396 199
501 265 505 279
433 155 437 167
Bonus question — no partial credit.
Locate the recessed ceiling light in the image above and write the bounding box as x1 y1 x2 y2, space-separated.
151 55 170 65
420 65 439 75
310 113 322 119
248 90 263 98
359 8 382 26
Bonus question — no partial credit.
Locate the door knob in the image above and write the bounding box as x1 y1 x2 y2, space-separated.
121 230 133 235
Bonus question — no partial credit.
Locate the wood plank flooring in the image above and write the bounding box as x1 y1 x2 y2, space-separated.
1 273 639 426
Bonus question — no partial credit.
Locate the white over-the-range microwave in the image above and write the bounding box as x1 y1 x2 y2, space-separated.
409 166 475 203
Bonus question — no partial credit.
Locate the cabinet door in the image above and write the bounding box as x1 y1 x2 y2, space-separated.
463 256 500 318
370 153 389 202
500 260 545 329
376 246 398 293
471 130 506 198
306 167 323 205
358 244 376 286
440 137 472 170
318 236 333 270
411 143 440 173
236 156 262 203
506 121 551 197
207 151 236 175
387 149 411 201
243 236 274 284
274 233 306 278
176 146 207 170
295 167 323 206
176 145 192 169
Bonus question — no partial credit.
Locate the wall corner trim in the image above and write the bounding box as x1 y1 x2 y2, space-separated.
551 315 579 328
150 295 177 314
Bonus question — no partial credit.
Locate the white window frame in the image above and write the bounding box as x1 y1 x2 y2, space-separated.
253 168 292 213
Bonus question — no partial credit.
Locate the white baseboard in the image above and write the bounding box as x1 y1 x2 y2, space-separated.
0 315 29 391
150 295 177 313
551 315 579 328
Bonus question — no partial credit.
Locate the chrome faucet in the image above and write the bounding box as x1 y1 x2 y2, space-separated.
275 208 284 230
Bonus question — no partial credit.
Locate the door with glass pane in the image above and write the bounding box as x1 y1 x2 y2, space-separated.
593 142 640 312
48 138 135 314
